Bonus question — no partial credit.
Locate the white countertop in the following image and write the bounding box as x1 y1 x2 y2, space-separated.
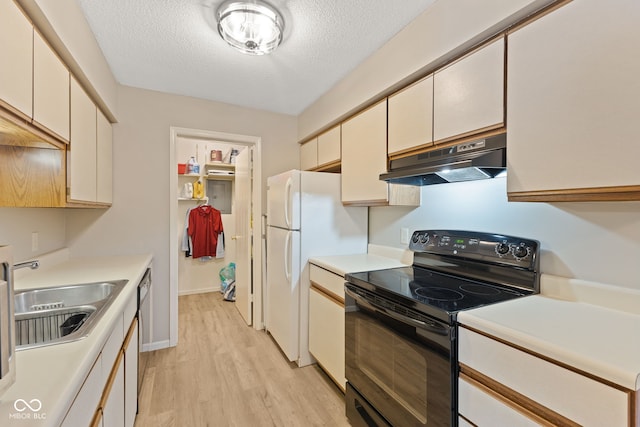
458 274 640 391
0 253 153 427
309 244 412 277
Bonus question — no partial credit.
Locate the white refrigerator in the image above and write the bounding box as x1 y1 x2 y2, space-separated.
266 170 367 367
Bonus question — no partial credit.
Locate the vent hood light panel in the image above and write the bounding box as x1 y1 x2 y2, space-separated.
380 134 507 186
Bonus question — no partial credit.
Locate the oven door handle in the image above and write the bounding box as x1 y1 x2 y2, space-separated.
345 286 448 336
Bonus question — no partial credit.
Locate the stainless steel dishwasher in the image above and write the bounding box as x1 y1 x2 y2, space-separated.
137 268 151 405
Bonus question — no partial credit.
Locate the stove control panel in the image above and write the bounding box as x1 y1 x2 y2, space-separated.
409 229 539 269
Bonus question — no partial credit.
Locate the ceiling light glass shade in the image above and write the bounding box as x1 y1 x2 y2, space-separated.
217 1 284 55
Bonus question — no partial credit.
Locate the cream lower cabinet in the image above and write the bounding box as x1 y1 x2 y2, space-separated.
507 0 640 202
0 0 33 119
62 300 139 427
433 37 504 144
458 326 635 426
309 264 346 391
341 99 420 206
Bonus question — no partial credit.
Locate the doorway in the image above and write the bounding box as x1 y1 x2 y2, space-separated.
169 127 263 347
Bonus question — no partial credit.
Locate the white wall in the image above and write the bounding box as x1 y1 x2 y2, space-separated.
0 208 66 262
369 178 640 290
66 85 298 345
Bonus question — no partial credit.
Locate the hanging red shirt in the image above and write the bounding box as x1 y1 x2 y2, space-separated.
188 205 224 259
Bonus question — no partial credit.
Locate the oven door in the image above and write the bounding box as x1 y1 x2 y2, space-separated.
345 284 455 427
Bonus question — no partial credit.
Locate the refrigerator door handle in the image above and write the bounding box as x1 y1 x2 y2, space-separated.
284 231 292 281
284 177 292 229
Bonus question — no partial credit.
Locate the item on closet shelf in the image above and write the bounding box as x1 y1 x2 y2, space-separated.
229 148 239 164
187 156 200 174
210 150 223 162
182 182 194 198
178 163 186 174
193 179 204 199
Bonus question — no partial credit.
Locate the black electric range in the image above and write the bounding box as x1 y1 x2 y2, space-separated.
346 229 540 324
344 230 540 427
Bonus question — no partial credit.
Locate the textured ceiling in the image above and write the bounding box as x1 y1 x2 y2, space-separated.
76 0 436 116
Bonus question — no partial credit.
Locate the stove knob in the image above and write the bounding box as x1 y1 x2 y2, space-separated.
514 245 529 258
496 242 510 255
420 233 430 244
412 233 420 244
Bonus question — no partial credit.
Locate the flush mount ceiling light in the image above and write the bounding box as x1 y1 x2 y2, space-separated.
216 0 284 55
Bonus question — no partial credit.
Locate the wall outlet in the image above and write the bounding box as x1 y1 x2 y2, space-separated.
400 227 410 245
31 232 39 252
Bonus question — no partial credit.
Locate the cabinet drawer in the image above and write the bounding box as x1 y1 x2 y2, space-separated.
459 374 551 426
310 264 345 299
459 327 630 426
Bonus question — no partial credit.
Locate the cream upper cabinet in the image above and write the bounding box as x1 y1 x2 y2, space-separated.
433 37 504 143
0 0 33 118
300 125 341 171
300 138 318 171
341 100 390 205
33 31 70 142
97 109 113 204
317 125 341 167
342 99 420 206
388 75 434 156
507 0 640 202
70 78 97 202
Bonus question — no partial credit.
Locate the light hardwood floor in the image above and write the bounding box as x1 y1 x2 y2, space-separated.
134 293 350 427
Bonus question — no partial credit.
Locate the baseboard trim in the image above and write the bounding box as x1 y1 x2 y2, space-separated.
178 287 220 296
142 340 171 352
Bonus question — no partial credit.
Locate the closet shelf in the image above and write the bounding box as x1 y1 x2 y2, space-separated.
178 197 209 202
179 173 201 177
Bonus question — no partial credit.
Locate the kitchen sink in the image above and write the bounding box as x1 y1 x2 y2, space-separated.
14 280 128 350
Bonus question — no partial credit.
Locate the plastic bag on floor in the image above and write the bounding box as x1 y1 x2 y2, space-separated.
219 262 236 293
223 280 236 302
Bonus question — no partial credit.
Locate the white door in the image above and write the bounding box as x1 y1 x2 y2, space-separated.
265 226 301 362
234 147 252 325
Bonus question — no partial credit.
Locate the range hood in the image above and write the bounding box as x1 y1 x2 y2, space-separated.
380 133 506 186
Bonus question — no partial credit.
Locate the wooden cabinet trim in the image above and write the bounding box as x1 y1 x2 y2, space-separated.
310 282 344 306
508 185 640 202
459 369 580 427
123 317 138 349
389 128 506 161
99 348 125 410
89 407 102 427
315 359 346 393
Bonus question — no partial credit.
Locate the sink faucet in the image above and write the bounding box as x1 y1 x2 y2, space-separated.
13 260 40 270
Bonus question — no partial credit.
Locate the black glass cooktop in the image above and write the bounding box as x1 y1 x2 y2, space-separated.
346 266 533 323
